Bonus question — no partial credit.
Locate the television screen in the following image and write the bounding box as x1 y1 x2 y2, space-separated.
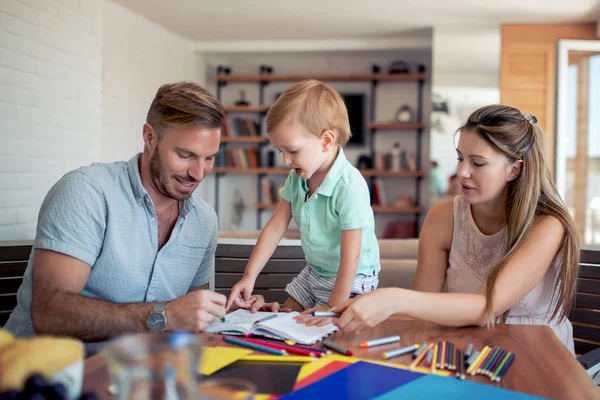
273 92 365 146
342 93 365 146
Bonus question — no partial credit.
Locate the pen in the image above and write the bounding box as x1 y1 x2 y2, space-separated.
253 314 278 325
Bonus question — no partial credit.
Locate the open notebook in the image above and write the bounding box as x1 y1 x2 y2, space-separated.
205 309 338 345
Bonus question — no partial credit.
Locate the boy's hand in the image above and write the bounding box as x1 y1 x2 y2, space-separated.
226 274 257 311
294 305 332 327
232 295 282 313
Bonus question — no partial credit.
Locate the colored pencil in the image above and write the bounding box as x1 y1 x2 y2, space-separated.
467 346 490 375
410 343 433 369
241 355 316 363
447 342 454 370
253 314 278 325
486 349 506 377
465 342 473 358
435 342 442 369
312 311 341 317
456 349 465 379
412 342 428 359
479 348 500 375
465 350 480 368
491 351 512 381
473 346 492 375
441 341 447 369
246 335 329 355
432 344 439 373
424 347 434 367
359 335 400 348
473 346 493 375
492 352 514 382
243 338 318 357
223 336 287 356
494 352 516 382
323 340 353 356
383 344 419 360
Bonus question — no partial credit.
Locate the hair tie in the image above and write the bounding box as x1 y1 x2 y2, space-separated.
523 113 537 124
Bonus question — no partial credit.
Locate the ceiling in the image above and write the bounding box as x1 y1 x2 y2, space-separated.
113 0 600 41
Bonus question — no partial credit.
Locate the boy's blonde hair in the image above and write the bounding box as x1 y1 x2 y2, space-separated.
266 79 351 145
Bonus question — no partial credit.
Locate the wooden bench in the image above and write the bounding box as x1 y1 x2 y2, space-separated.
1 239 599 350
0 241 32 326
214 240 305 304
571 248 600 355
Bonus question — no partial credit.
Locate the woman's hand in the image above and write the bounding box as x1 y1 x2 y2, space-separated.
294 305 332 327
331 289 397 332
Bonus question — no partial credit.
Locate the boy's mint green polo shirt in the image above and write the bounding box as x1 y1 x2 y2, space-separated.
280 147 380 278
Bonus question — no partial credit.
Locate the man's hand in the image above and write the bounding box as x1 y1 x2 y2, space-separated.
165 290 227 332
225 274 257 311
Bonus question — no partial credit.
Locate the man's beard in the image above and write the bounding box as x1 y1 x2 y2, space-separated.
149 147 195 201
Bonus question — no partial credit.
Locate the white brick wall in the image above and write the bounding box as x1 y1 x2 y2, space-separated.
101 1 203 164
0 0 103 240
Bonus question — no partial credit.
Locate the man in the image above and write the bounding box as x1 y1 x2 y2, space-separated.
5 82 275 354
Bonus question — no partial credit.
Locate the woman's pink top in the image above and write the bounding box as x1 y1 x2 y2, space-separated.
447 195 574 354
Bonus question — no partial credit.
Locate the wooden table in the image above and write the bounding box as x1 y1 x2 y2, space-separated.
83 318 599 399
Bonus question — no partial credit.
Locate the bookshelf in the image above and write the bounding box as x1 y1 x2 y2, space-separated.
214 67 426 234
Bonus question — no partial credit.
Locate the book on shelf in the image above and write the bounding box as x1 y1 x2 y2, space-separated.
220 148 261 168
375 178 387 205
260 177 283 204
231 118 259 136
401 151 417 171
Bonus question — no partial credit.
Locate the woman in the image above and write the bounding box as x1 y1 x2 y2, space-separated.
332 105 579 354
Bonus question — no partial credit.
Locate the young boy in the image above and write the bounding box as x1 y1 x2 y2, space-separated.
226 80 380 323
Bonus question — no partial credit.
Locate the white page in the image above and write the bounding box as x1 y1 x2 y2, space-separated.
204 309 274 334
257 312 338 345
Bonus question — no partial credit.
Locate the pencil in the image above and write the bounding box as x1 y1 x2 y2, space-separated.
436 341 442 368
359 335 400 348
491 351 512 381
409 343 433 369
412 342 428 359
223 336 287 355
465 342 473 358
465 350 480 369
431 344 438 373
486 349 506 377
455 349 465 379
323 340 353 356
494 352 516 382
447 342 454 370
441 341 447 369
467 346 490 375
424 347 434 367
253 314 278 325
479 347 500 375
241 355 316 363
383 344 419 360
243 338 318 357
492 352 514 382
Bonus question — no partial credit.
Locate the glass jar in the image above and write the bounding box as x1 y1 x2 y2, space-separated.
103 332 201 400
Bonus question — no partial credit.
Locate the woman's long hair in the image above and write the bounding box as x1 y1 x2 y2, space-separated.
458 105 579 324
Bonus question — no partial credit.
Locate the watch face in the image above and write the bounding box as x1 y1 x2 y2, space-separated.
147 312 166 331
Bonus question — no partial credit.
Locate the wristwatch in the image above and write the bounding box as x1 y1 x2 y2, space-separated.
146 301 168 332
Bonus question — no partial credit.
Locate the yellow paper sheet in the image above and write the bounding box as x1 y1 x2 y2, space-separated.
199 346 253 375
